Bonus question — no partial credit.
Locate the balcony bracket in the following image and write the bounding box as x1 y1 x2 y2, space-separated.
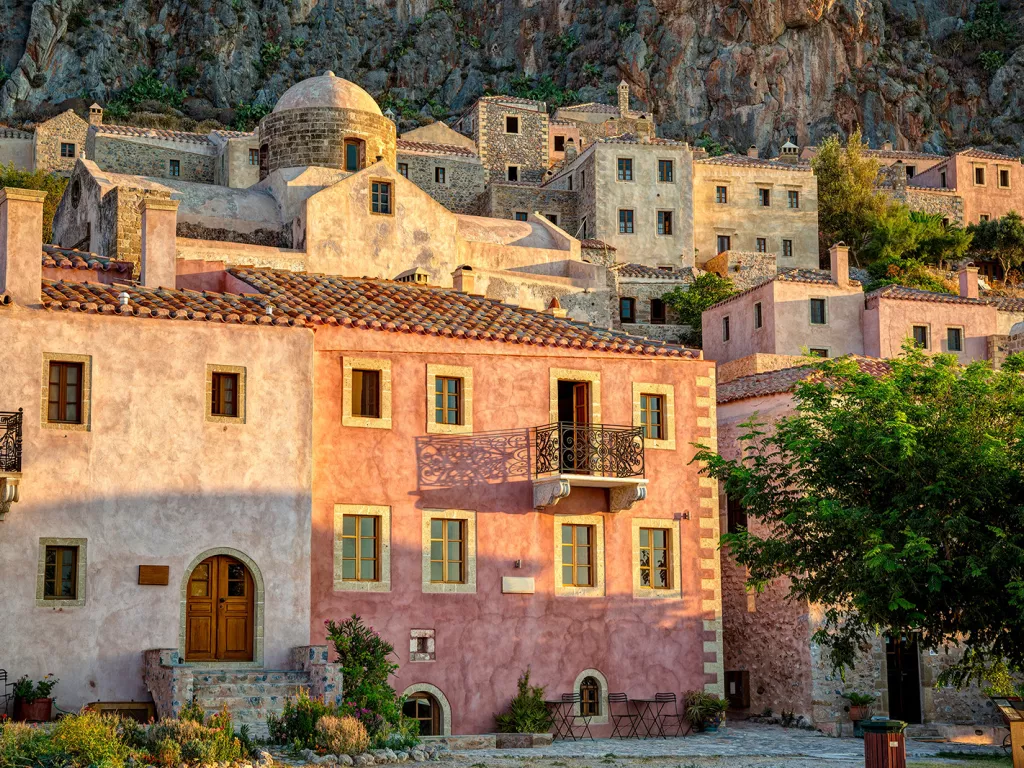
533 477 571 510
610 482 647 513
0 474 21 521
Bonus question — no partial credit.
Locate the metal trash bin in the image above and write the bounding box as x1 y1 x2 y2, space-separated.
862 719 908 768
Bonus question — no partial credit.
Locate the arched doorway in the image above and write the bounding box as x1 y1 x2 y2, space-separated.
184 554 255 662
402 692 440 736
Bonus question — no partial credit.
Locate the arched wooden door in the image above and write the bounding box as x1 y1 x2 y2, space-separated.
185 556 254 662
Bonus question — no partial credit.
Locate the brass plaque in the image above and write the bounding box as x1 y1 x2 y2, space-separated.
138 565 170 586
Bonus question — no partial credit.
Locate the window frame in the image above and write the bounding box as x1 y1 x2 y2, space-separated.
561 523 595 588
210 371 240 418
619 297 636 323
717 234 731 254
631 517 681 599
787 190 800 209
974 166 986 186
754 301 763 329
249 148 260 166
426 364 473 435
506 165 520 182
46 360 84 425
808 348 829 358
617 157 634 182
343 357 392 429
618 209 634 234
36 538 87 607
715 186 728 204
422 508 477 594
782 239 794 260
998 167 1011 189
638 393 665 440
638 526 672 591
946 326 964 353
758 187 771 207
726 496 747 534
369 179 394 216
60 142 76 159
722 315 731 342
656 210 673 236
756 237 767 253
580 676 601 716
504 115 520 134
514 211 528 221
169 159 180 177
397 162 409 178
553 135 566 152
554 515 605 597
434 376 462 426
41 353 91 431
344 139 363 172
351 368 382 419
338 513 380 583
809 298 827 326
650 298 667 325
434 166 446 185
912 324 930 349
205 364 246 424
43 545 78 600
633 382 675 450
657 159 674 183
333 505 391 592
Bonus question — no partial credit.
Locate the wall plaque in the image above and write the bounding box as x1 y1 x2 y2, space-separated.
138 565 170 585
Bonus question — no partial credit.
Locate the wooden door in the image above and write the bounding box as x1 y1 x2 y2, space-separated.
885 635 922 724
185 556 254 662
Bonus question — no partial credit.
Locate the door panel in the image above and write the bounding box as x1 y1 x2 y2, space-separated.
185 556 255 662
185 561 216 660
886 635 922 723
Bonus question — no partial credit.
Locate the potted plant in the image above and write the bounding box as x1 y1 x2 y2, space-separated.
13 675 58 722
684 690 730 733
842 691 875 723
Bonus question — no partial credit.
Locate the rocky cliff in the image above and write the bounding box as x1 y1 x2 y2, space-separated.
1 0 1021 155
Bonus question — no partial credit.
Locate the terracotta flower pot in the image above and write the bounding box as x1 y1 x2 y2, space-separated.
848 705 870 722
14 697 52 722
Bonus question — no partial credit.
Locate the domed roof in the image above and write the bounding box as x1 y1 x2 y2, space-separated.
273 72 382 116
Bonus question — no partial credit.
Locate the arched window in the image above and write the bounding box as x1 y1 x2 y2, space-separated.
580 676 600 717
402 692 440 736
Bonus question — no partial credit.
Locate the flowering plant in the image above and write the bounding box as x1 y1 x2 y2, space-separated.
13 675 58 700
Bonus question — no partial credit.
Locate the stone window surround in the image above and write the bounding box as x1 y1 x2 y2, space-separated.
632 382 676 451
808 297 828 327
433 166 448 186
401 683 452 736
944 325 965 354
714 185 729 204
409 628 436 662
973 165 986 186
656 209 674 237
41 352 92 432
505 165 520 182
426 364 473 435
572 668 609 725
421 508 477 594
997 166 1012 189
342 357 393 430
206 364 246 424
548 368 602 425
333 504 392 593
36 537 87 607
504 115 520 135
553 514 606 598
808 346 832 358
630 517 682 599
657 159 675 183
616 157 634 182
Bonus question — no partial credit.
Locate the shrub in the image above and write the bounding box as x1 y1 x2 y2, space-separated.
0 721 53 766
662 271 737 347
495 668 553 734
233 102 272 131
266 689 336 748
178 700 207 723
50 710 130 768
146 709 245 765
153 736 182 768
11 674 59 700
0 165 68 243
842 691 876 707
316 715 370 755
682 690 729 729
326 616 402 742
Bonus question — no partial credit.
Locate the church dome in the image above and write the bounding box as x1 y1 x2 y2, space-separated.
273 72 382 116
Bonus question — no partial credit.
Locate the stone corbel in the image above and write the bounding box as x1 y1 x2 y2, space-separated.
533 478 571 510
0 475 20 521
610 483 647 513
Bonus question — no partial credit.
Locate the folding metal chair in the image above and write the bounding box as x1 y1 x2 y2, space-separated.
0 670 12 717
608 692 638 738
654 692 684 737
561 692 594 741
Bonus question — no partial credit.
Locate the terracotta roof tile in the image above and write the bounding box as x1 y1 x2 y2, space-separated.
560 102 620 114
41 245 133 273
718 357 891 403
697 153 812 171
707 268 862 311
95 124 213 145
396 139 477 158
866 284 977 305
614 263 694 280
864 148 947 161
958 147 1022 162
580 239 616 251
210 129 255 139
598 133 684 146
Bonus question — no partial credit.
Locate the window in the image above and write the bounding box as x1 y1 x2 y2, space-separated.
754 302 763 329
580 677 601 716
339 514 379 582
403 693 441 736
617 158 633 181
554 135 565 152
47 361 83 424
544 213 558 225
581 217 588 239
715 186 728 204
639 394 664 440
43 545 78 599
722 316 731 342
717 235 731 254
947 327 963 353
808 348 828 358
756 237 767 253
398 163 409 178
787 190 800 208
352 369 381 418
371 180 392 214
434 376 462 426
619 209 634 234
60 143 76 158
655 210 673 236
809 298 827 325
507 165 519 182
974 166 986 185
638 528 670 589
249 148 259 166
514 211 528 221
169 159 180 177
429 518 464 584
580 169 585 187
345 139 362 171
783 239 793 259
561 524 594 587
650 298 666 325
434 166 446 184
658 159 674 182
619 297 636 323
940 171 947 188
980 214 990 223
1000 169 1011 189
758 188 770 207
568 175 573 191
726 496 747 534
912 325 929 349
505 115 519 134
906 165 916 179
211 372 239 417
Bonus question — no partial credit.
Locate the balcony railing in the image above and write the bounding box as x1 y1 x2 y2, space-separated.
535 422 645 479
0 409 23 473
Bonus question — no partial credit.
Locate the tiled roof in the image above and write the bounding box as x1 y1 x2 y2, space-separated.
580 239 616 251
598 133 685 146
706 268 861 311
39 268 696 357
560 102 620 114
95 124 213 145
41 245 133 274
718 357 891 404
958 147 1022 162
864 148 946 161
615 263 693 280
396 139 477 158
866 284 977 305
988 296 1024 312
210 129 255 139
696 153 812 171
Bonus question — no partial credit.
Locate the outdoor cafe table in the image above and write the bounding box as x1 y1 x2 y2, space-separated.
545 698 575 740
629 697 668 738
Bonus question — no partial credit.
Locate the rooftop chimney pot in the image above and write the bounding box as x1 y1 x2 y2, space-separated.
829 242 850 287
959 265 979 300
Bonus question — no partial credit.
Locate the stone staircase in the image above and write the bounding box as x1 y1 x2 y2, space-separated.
192 669 311 733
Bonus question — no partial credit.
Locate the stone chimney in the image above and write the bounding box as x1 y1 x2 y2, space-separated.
829 242 850 287
0 187 47 307
140 196 180 289
564 138 578 163
882 140 893 151
618 80 630 116
541 296 569 318
778 141 800 164
959 265 979 299
452 265 477 294
88 103 104 126
747 146 758 158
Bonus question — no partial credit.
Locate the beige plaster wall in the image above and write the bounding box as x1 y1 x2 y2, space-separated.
771 281 866 358
0 307 313 709
0 134 34 170
864 296 996 362
215 137 261 189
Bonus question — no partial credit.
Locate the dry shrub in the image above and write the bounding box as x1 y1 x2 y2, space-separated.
316 715 370 755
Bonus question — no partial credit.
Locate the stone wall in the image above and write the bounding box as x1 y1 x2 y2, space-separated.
396 151 485 214
613 277 689 342
704 250 779 290
93 135 215 183
34 110 89 174
483 183 578 233
571 115 655 149
478 100 549 184
894 186 965 225
260 107 396 175
576 152 598 241
176 221 291 248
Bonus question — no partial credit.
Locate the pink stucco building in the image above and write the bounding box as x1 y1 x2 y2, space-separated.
910 149 1024 226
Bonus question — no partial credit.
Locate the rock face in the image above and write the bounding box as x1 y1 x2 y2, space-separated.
1 0 1021 155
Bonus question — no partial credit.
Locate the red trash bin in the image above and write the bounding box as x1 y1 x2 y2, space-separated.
862 719 908 768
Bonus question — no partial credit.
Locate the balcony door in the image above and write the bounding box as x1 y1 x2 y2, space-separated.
185 555 255 662
557 380 591 472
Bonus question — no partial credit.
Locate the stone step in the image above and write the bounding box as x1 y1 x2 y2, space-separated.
194 694 298 713
192 669 310 686
194 682 307 698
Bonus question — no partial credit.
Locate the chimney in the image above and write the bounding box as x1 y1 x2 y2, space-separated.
617 80 630 116
140 196 180 289
959 265 979 299
88 103 104 126
564 138 578 163
747 145 758 158
829 242 850 287
882 140 893 151
452 265 476 294
0 187 47 307
541 296 568 318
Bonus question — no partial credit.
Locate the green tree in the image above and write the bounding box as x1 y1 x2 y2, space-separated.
862 207 973 293
695 348 1024 686
0 163 68 242
811 128 890 262
969 210 1024 280
662 272 736 347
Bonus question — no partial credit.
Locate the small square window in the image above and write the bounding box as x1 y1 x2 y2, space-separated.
554 135 566 152
249 148 260 165
657 210 673 236
758 188 770 207
947 327 963 352
906 165 916 179
717 235 731 254
639 395 665 440
507 165 519 182
43 545 79 599
783 239 793 260
211 372 239 417
650 298 666 325
975 166 985 185
980 214 990 223
371 180 392 214
435 376 462 426
658 160 673 182
999 169 1011 189
754 302 763 329
912 325 929 349
514 211 528 221
810 298 827 325
722 316 731 342
169 159 180 177
398 163 409 178
716 186 728 204
756 237 767 253
434 166 446 184
60 143 76 158
638 527 671 589
544 213 558 225
352 369 381 418
47 361 83 424
788 190 800 209
505 115 519 134
619 209 634 234
808 348 828 358
617 158 633 181
620 297 636 323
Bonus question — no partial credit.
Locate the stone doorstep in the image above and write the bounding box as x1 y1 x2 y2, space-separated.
420 733 554 750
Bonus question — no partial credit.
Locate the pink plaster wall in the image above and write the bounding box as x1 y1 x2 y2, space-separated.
701 282 776 363
913 155 1024 225
310 327 717 734
864 295 997 361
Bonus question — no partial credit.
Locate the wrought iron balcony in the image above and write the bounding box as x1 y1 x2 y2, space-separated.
0 409 22 473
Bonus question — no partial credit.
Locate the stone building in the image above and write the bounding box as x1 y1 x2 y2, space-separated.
453 95 550 184
88 123 217 183
552 81 657 150
395 138 485 215
32 109 89 174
